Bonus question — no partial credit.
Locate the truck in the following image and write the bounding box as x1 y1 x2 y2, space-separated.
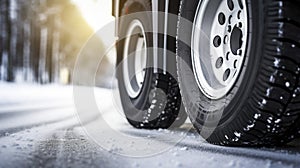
112 0 300 146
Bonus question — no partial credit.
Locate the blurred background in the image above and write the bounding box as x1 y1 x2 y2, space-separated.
0 0 116 87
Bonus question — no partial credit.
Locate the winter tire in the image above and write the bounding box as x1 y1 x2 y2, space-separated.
177 0 300 146
117 0 186 129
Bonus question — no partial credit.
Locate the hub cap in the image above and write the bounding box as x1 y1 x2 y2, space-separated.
192 0 248 100
123 19 147 98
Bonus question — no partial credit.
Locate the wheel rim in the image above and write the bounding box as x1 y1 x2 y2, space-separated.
123 19 147 98
191 0 248 100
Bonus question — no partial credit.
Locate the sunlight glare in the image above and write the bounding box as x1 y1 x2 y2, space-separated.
71 0 114 32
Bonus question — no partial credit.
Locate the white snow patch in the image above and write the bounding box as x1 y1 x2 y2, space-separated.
246 123 255 130
267 117 273 124
269 76 275 83
274 58 280 67
234 132 241 138
275 119 281 124
285 82 290 88
254 114 261 119
180 147 188 151
266 89 271 97
259 99 267 107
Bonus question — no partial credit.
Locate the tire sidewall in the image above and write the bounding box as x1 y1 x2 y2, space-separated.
177 0 264 138
117 1 154 123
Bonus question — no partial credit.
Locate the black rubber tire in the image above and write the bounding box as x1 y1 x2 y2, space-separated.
177 0 300 146
117 0 186 129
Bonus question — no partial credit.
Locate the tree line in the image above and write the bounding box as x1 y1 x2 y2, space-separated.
0 0 109 84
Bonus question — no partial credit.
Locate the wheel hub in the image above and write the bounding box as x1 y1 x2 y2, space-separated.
123 19 147 98
191 0 248 99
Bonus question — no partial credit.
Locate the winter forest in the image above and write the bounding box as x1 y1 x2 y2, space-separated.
0 0 113 86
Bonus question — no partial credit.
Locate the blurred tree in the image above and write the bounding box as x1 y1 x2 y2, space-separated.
0 0 8 81
0 0 110 85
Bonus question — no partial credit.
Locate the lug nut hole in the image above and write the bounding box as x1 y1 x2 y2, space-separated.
237 10 242 19
227 0 234 11
216 57 224 69
238 0 244 9
234 60 238 68
223 69 231 81
226 52 230 60
213 36 222 47
228 25 232 33
238 22 242 28
218 13 226 25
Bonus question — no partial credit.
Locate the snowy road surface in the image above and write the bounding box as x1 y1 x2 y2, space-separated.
0 83 300 168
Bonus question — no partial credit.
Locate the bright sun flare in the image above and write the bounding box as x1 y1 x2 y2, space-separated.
71 0 114 32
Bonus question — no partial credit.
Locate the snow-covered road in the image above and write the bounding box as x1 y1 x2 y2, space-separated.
0 83 299 168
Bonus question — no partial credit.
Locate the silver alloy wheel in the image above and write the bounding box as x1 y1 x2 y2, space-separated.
191 0 248 100
123 19 147 98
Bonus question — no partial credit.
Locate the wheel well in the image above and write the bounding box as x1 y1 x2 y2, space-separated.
116 0 151 17
118 0 127 17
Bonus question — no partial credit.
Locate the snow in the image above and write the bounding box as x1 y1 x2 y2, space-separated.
259 99 267 107
262 99 267 105
246 123 255 130
269 76 275 83
234 131 241 138
0 83 299 167
254 113 261 119
274 58 280 67
275 119 281 124
285 82 291 88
